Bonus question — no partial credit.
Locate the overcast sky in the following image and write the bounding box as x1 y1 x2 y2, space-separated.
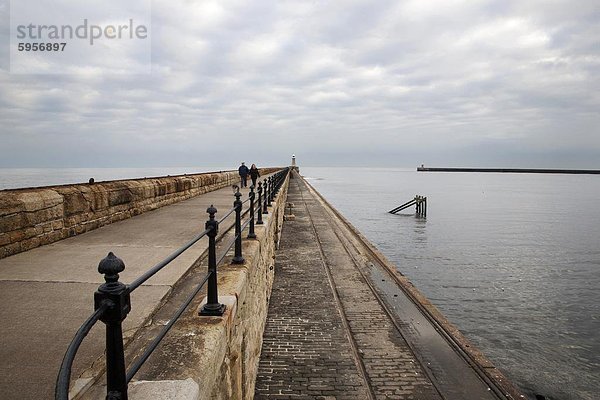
0 0 598 168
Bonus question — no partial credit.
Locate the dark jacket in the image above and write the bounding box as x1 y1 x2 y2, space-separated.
238 165 249 176
249 167 260 180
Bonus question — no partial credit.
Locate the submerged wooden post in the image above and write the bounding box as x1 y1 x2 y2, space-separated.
414 195 426 218
389 195 428 216
416 195 420 216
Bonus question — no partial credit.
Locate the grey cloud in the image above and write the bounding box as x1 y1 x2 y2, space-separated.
0 0 599 168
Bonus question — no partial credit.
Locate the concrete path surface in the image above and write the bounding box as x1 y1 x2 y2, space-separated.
0 177 267 400
255 173 508 400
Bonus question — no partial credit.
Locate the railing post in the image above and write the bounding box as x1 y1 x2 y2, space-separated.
263 179 269 214
199 205 226 316
267 177 273 206
256 182 264 224
272 175 276 200
232 189 245 264
248 185 257 239
94 252 130 400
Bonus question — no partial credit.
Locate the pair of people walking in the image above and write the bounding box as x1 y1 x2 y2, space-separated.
238 162 260 188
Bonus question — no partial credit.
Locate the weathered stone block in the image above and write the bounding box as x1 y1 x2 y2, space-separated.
125 182 146 201
51 220 64 230
58 187 90 216
86 187 110 211
111 204 130 214
23 204 63 227
41 222 54 233
1 242 21 258
174 178 192 192
164 180 177 195
0 193 23 217
50 230 67 242
65 214 83 228
20 237 41 252
0 213 27 233
91 209 110 220
9 229 26 243
110 213 127 223
0 233 11 247
83 220 101 231
18 190 63 212
108 185 134 206
137 182 155 199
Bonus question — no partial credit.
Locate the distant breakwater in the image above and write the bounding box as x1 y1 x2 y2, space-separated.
417 167 600 174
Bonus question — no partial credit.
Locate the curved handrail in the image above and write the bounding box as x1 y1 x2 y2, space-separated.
55 300 111 400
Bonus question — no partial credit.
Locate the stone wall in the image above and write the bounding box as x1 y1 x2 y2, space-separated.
129 171 288 400
0 169 279 259
89 170 290 400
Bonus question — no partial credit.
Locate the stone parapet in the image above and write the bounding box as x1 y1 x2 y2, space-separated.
78 170 290 400
0 169 279 259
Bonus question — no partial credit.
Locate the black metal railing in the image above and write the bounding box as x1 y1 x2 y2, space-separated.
55 167 290 400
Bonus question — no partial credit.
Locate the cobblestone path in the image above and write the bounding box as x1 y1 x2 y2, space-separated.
254 174 441 400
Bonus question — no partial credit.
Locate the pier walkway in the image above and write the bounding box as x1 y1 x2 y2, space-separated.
0 177 270 400
255 173 509 400
0 169 522 400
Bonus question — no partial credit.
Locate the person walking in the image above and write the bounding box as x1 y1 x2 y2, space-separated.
249 164 260 187
238 162 249 187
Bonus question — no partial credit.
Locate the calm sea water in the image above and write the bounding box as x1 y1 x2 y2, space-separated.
1 167 598 399
302 167 599 400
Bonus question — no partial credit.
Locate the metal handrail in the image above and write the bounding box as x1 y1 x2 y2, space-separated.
55 167 291 400
126 271 212 382
217 207 236 224
241 215 252 232
55 301 111 399
213 199 261 267
129 227 212 291
217 199 250 224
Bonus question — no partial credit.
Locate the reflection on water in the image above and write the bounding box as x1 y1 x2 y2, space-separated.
304 167 600 400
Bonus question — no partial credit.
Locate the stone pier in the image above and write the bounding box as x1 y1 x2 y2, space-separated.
0 167 524 400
